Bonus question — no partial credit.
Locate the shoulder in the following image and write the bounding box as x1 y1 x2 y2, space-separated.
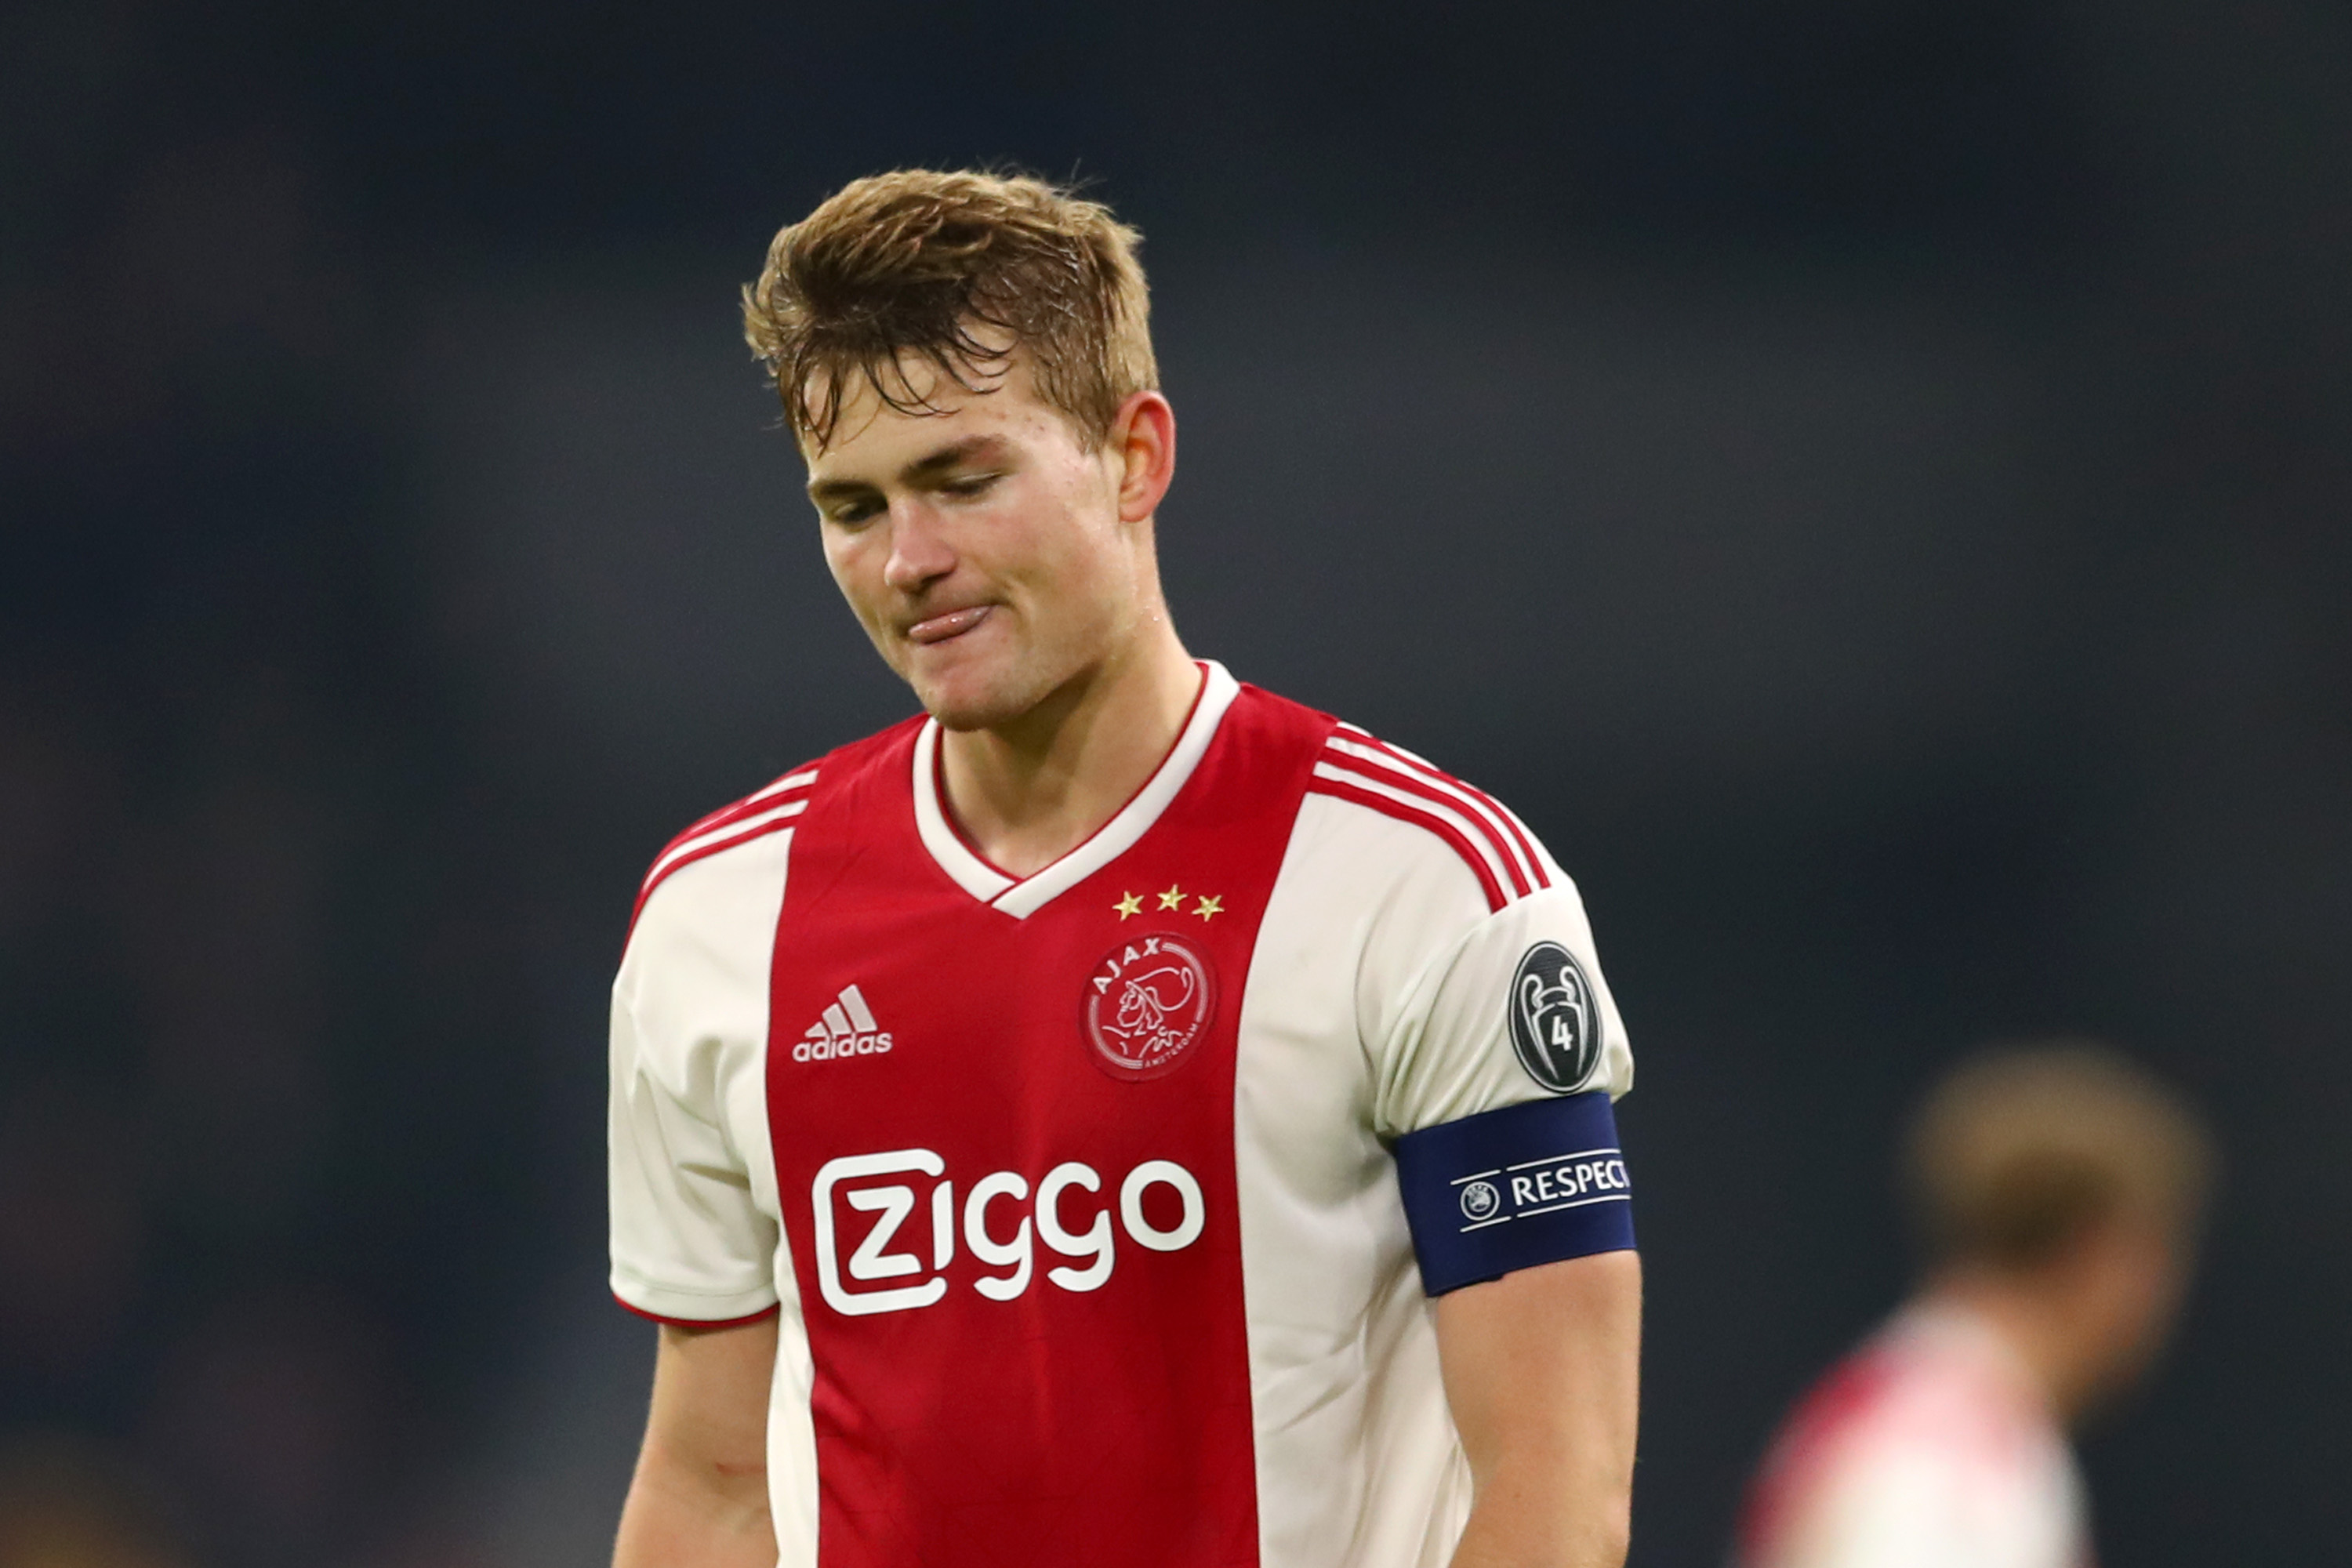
625 717 922 936
1740 1345 1916 1567
1743 1325 2068 1568
1301 718 1557 916
628 759 824 938
1262 710 1632 1122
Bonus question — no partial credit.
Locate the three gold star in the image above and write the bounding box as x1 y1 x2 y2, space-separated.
1114 885 1225 921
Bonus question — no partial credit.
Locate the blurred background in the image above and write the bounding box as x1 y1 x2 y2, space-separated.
3 1 2347 1563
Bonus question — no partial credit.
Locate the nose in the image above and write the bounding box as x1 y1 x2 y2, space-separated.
880 501 956 594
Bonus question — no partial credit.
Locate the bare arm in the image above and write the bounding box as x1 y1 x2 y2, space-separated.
613 1315 779 1568
1436 1250 1642 1568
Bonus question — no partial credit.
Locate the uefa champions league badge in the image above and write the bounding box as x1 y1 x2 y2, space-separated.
1082 933 1217 1081
1508 941 1603 1094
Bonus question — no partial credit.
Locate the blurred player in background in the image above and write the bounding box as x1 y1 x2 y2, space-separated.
1733 1041 2214 1568
606 170 1642 1567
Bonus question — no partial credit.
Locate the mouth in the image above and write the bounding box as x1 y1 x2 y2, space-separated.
905 604 994 646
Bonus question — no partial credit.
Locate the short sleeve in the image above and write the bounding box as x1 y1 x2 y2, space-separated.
1363 840 1639 1294
607 846 787 1325
1368 878 1633 1139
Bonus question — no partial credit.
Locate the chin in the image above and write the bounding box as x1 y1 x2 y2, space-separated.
911 665 1041 733
923 695 1009 733
904 632 1087 733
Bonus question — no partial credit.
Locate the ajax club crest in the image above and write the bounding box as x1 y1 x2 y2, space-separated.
1082 933 1217 1080
1507 941 1604 1094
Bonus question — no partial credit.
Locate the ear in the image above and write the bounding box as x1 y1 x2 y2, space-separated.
1109 390 1177 523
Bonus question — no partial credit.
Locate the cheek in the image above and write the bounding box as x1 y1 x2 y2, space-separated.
969 458 1124 604
1030 485 1128 586
822 530 879 604
1007 528 1120 629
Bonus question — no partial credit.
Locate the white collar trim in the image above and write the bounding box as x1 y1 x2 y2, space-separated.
912 662 1240 919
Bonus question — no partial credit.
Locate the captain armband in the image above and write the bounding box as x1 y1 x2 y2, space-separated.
1395 1092 1636 1296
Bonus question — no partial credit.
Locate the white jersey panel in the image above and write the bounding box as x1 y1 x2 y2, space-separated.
609 829 786 1319
1748 1305 2088 1568
1777 1447 2079 1568
606 826 818 1566
1370 881 1632 1137
1235 791 1633 1568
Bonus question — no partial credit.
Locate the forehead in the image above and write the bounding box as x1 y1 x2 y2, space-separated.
801 347 1080 478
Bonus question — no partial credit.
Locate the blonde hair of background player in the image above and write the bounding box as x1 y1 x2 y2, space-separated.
1903 1040 2216 1420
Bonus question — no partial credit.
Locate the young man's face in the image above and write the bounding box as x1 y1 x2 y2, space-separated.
804 350 1158 732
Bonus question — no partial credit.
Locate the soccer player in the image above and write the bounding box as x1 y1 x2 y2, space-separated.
606 170 1642 1568
1733 1042 2214 1568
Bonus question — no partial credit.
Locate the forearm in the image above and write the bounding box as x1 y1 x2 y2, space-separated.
613 1440 775 1568
1446 1461 1631 1568
1437 1250 1642 1568
613 1317 779 1568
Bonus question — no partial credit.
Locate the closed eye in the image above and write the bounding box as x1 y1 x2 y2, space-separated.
939 472 1003 500
822 495 884 526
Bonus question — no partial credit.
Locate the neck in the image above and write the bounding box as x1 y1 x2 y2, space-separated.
938 619 1201 878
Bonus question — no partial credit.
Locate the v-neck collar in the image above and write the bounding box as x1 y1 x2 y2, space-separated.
912 662 1240 919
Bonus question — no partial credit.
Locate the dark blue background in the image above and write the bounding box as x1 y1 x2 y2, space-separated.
3 2 2346 1563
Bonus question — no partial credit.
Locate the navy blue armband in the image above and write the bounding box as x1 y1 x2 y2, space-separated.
1396 1092 1636 1295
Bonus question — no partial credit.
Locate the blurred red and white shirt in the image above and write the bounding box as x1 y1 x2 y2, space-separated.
1736 1301 2091 1568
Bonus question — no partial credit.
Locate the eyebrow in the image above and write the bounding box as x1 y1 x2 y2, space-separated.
806 434 1011 503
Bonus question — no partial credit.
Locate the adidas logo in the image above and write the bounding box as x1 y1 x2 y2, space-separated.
792 984 894 1064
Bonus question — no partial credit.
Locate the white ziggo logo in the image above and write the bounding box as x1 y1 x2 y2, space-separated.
812 1150 1206 1317
794 983 892 1062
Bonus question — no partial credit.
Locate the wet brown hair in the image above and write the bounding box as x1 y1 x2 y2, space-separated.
742 169 1157 452
1904 1040 2216 1273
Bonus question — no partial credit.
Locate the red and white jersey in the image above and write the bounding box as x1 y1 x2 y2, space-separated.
608 664 1636 1567
1735 1301 2091 1568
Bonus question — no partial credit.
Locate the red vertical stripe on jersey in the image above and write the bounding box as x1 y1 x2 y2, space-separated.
764 692 1331 1567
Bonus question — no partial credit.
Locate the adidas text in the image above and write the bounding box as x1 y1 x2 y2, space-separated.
794 984 894 1063
795 1031 892 1062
